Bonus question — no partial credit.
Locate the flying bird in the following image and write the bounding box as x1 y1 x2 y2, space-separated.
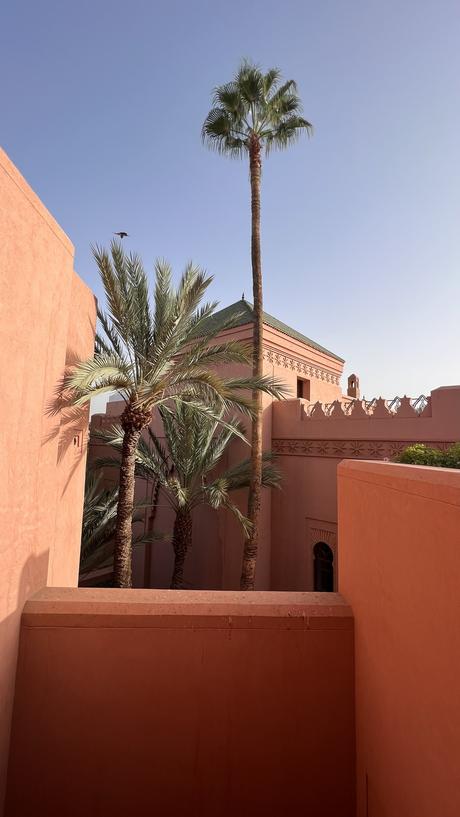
114 231 129 239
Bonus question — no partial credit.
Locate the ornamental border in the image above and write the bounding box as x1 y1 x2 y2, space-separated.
263 347 340 385
272 439 455 459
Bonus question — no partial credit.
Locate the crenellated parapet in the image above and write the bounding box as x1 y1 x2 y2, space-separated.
306 394 431 420
272 386 460 456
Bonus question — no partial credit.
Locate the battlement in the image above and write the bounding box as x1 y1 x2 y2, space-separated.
272 386 460 445
306 394 430 420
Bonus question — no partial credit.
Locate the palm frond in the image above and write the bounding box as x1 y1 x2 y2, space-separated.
222 499 252 536
171 339 252 372
96 306 127 360
236 59 264 104
266 79 298 107
263 67 281 96
265 115 313 154
65 353 132 391
92 243 129 341
208 452 281 493
92 425 171 485
80 472 160 578
202 108 248 157
216 374 291 403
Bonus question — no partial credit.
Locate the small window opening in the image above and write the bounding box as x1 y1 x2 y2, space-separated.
297 378 310 400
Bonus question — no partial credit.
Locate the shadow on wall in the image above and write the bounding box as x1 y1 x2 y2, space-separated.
42 346 92 500
0 551 50 814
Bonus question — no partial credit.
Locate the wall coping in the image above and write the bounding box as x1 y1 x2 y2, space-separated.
338 459 460 507
22 588 353 630
0 146 74 256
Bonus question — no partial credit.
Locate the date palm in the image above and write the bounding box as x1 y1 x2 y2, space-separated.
202 60 312 589
80 474 119 581
64 241 286 587
95 403 281 588
79 473 155 584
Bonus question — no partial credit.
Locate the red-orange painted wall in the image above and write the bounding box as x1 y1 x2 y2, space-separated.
0 149 95 814
338 460 460 817
270 386 460 591
6 589 355 817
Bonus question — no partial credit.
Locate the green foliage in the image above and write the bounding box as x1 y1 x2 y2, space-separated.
79 473 157 580
93 403 282 536
80 473 119 576
61 243 287 419
60 242 288 587
202 60 312 158
396 443 460 469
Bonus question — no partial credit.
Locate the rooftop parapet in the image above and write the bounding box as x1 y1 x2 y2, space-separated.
306 393 431 420
272 386 460 443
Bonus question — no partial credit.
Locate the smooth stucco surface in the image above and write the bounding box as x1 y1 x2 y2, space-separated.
0 148 96 814
338 460 460 817
6 589 355 817
270 385 460 590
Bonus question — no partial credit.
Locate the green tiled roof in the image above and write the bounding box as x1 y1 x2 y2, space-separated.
202 299 344 363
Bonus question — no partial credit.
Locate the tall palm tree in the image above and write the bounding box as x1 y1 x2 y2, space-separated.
94 403 281 589
202 60 312 589
64 241 285 587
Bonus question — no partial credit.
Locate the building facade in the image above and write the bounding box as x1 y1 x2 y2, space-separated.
90 301 460 591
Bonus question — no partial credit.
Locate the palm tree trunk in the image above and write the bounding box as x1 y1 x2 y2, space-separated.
143 478 160 588
114 403 151 588
170 507 192 589
240 134 263 591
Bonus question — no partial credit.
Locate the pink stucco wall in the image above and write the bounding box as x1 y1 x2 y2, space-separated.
338 460 460 817
6 588 355 817
0 149 95 813
270 386 460 591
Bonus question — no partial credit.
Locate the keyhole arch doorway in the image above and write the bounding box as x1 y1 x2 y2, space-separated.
313 541 334 592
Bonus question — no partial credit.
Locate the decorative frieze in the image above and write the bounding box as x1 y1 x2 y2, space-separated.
263 347 340 385
272 439 454 460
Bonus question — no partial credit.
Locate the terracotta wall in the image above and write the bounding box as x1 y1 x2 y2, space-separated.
0 149 95 814
272 385 460 442
338 460 460 817
6 588 355 817
270 387 460 591
271 454 339 590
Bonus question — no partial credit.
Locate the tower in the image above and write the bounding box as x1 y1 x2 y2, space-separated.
347 373 360 399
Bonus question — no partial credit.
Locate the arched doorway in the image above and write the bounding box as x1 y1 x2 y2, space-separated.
313 542 334 592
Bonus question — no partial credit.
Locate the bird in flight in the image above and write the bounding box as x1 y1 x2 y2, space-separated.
114 231 129 239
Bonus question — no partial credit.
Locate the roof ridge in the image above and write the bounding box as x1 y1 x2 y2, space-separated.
206 299 344 363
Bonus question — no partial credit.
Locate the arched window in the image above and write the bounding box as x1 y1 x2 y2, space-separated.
313 542 334 592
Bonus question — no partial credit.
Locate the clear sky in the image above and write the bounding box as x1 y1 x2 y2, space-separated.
2 0 460 403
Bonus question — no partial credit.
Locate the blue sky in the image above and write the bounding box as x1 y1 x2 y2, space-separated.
2 0 460 402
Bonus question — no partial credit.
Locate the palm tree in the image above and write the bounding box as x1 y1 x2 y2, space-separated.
80 473 119 582
79 473 155 584
64 241 285 587
94 403 281 589
202 60 312 589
